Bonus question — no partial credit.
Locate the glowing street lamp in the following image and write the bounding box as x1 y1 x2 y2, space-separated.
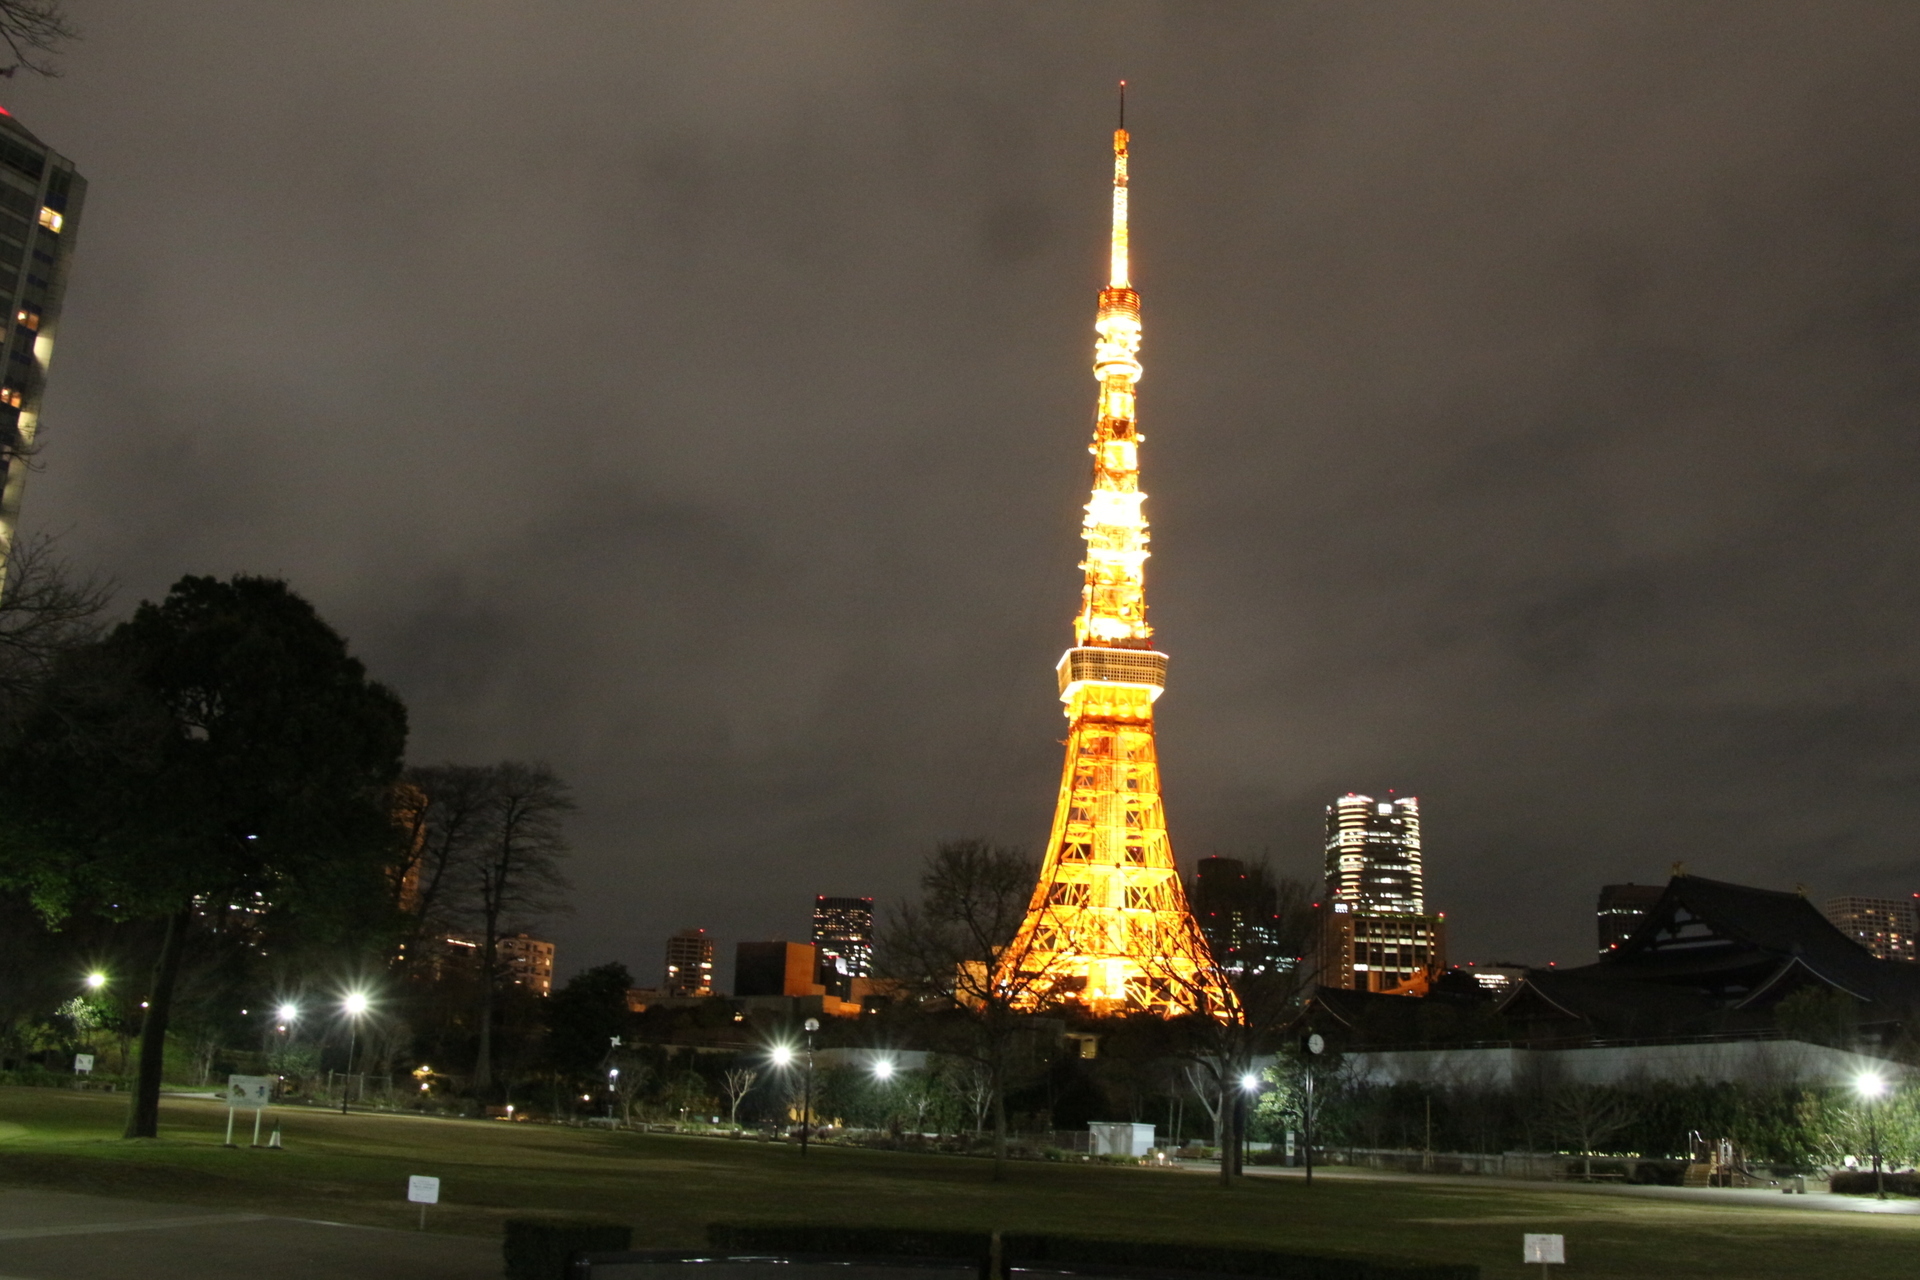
769 1044 794 1069
872 1058 895 1082
1856 1071 1888 1200
83 972 107 991
340 992 371 1115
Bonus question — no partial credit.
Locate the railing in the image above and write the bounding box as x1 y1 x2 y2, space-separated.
1342 1025 1908 1055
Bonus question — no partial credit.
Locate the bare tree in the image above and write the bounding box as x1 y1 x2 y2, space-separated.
0 533 108 718
1151 926 1314 1187
611 1055 652 1126
1552 1083 1634 1180
722 1067 758 1127
469 761 574 1092
0 1 74 77
391 763 496 957
879 839 1059 1180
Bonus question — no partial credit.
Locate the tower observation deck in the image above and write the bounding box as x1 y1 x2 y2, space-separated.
997 98 1232 1018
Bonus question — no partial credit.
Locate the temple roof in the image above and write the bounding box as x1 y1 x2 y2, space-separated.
1581 875 1904 1004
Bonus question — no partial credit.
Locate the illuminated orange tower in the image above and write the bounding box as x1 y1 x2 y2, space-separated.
999 98 1232 1017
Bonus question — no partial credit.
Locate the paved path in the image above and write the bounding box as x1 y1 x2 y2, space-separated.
0 1188 498 1280
1220 1161 1920 1214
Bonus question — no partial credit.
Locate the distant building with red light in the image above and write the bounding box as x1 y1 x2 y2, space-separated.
1596 883 1666 956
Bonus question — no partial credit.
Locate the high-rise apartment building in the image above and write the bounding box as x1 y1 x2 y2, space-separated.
497 934 555 996
0 107 84 587
663 927 715 997
1190 857 1283 975
1822 896 1919 963
811 896 874 978
1597 883 1666 956
1319 793 1444 993
1324 794 1423 912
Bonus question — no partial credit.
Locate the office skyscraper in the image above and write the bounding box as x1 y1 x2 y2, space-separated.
811 896 874 998
1822 896 1918 963
0 106 83 588
1324 794 1423 913
1190 856 1282 976
1319 793 1445 993
663 927 714 997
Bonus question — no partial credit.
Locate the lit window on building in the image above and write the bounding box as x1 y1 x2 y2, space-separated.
37 207 60 232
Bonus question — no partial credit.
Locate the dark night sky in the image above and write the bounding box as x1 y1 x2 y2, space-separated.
14 3 1920 983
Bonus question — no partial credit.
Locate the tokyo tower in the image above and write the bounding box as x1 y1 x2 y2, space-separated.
998 98 1233 1018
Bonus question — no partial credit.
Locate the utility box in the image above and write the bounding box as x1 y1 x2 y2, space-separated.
1088 1121 1156 1157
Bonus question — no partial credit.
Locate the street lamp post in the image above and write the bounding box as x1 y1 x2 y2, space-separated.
340 993 369 1115
1302 1032 1325 1187
1857 1072 1887 1200
873 1057 896 1137
1237 1073 1260 1177
800 1017 820 1158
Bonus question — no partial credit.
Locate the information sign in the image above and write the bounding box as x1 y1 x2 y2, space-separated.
1523 1234 1565 1265
408 1175 441 1205
226 1075 272 1109
72 1054 94 1075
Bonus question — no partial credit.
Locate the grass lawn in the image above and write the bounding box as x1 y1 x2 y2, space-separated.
1 1086 1915 1279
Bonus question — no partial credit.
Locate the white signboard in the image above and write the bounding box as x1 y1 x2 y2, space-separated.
407 1175 441 1205
72 1054 94 1075
226 1075 272 1110
1523 1234 1565 1265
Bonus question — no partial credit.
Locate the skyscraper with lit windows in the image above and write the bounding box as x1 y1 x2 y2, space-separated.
0 106 83 589
1324 794 1424 913
1319 794 1445 993
663 927 715 997
811 896 874 998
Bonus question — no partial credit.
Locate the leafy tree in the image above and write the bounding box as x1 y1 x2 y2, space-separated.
0 575 407 1137
544 961 632 1084
1773 986 1860 1048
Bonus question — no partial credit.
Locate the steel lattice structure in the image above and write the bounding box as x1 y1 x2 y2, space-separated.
998 105 1234 1019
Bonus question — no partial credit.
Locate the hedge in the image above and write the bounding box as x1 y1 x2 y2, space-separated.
704 1223 1478 1280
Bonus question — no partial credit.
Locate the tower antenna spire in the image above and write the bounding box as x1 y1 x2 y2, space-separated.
1118 79 1125 129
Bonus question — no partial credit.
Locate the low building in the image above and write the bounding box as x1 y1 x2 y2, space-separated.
1319 902 1447 994
1310 875 1920 1087
1452 962 1527 995
735 941 821 998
